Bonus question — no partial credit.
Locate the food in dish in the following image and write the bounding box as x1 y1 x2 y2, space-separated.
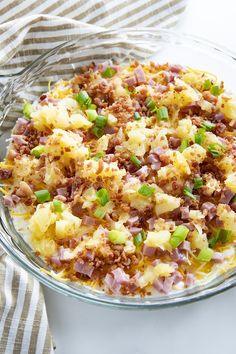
1 60 236 296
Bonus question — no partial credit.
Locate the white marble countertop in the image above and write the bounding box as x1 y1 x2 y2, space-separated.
44 1 236 353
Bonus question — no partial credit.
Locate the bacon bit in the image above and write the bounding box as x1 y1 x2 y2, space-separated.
168 136 181 149
0 168 12 180
169 64 183 73
71 202 83 217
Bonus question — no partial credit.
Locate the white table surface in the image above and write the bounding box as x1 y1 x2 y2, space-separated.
43 1 236 353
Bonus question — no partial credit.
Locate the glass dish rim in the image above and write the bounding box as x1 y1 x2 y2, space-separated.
1 27 236 309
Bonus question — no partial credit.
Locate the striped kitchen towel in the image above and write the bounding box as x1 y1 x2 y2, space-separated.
0 1 187 353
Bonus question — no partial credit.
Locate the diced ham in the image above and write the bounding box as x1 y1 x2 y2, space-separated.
185 273 195 287
134 66 146 84
136 165 149 181
12 135 28 146
104 273 121 294
13 118 29 135
156 84 168 93
54 195 67 202
147 153 160 164
151 162 161 171
201 202 216 221
171 249 187 264
147 217 156 230
180 206 190 220
50 255 61 266
0 168 12 180
143 245 156 257
219 188 235 204
212 252 224 263
127 216 139 226
148 79 155 86
162 277 175 294
129 227 142 234
59 246 74 261
154 276 174 294
3 195 14 207
172 271 183 284
125 76 137 86
169 64 183 73
111 267 130 285
211 112 225 123
153 278 164 293
179 240 191 252
56 187 69 197
84 250 95 261
82 215 96 226
74 261 94 278
39 136 48 144
147 153 161 171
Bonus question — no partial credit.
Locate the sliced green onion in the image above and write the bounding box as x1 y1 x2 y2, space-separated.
210 85 221 96
138 184 155 197
102 67 116 78
31 145 45 158
34 189 51 203
156 106 169 121
95 115 107 128
183 185 196 200
94 207 106 219
133 233 143 247
92 151 105 161
195 128 205 145
179 138 189 153
146 97 156 111
87 103 97 110
23 101 33 119
108 230 127 244
96 188 109 206
86 109 97 122
231 196 236 203
209 228 232 248
197 247 214 262
74 90 91 107
208 229 220 248
201 120 216 131
130 155 142 167
53 200 63 212
219 229 232 244
134 111 141 120
193 177 204 189
170 225 189 249
203 79 212 91
91 126 104 138
208 143 225 158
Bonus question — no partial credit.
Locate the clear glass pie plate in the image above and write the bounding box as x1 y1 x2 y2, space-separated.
0 28 236 308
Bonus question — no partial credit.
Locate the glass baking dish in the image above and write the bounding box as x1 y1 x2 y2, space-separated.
0 28 236 308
